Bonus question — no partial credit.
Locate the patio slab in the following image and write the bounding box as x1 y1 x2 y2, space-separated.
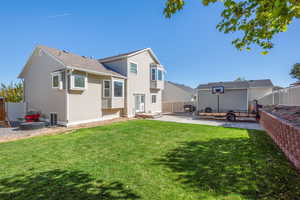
153 114 263 130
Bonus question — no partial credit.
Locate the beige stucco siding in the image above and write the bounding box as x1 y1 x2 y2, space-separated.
150 89 162 113
68 74 102 123
23 49 67 122
127 51 162 117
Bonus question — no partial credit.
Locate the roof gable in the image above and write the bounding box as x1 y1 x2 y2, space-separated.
167 81 195 93
98 48 161 65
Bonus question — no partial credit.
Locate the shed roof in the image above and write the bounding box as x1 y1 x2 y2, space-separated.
197 79 273 89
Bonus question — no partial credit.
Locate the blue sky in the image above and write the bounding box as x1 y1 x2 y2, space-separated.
0 0 299 87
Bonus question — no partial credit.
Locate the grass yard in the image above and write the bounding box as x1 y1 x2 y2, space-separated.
0 120 300 200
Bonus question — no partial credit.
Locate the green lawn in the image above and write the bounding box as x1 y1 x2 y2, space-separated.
0 120 299 200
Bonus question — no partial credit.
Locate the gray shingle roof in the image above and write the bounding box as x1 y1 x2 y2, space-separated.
197 79 273 89
98 48 147 62
167 81 195 93
38 45 125 78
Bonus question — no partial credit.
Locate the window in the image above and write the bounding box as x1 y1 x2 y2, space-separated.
151 95 157 103
103 80 111 98
114 81 123 97
157 70 163 81
130 62 138 74
151 68 157 81
52 73 61 89
74 74 85 88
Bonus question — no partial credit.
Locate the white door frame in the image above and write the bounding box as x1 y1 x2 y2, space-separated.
134 94 145 113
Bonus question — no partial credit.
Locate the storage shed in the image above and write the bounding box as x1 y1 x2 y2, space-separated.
196 79 274 112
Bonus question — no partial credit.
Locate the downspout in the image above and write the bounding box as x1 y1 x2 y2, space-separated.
65 69 70 126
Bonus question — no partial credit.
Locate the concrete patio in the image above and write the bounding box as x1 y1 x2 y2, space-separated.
153 114 263 130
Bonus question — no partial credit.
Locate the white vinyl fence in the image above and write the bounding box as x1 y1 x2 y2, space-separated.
257 86 300 106
5 102 27 121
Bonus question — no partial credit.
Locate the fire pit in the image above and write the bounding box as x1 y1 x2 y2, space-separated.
19 122 46 130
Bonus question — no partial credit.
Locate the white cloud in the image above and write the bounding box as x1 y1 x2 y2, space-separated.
47 13 72 18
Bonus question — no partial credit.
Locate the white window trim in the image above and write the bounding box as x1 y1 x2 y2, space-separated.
113 80 124 98
129 61 138 74
70 73 87 90
103 80 111 98
51 72 62 89
151 94 157 104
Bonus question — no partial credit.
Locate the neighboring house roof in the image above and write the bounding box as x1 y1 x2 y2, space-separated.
98 48 162 65
197 79 273 89
166 81 195 94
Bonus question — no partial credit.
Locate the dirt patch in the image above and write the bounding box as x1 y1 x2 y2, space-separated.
262 105 300 127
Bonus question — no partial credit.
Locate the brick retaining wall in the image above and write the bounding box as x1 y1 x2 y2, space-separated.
260 110 300 171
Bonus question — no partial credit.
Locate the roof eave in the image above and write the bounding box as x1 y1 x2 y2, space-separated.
66 66 126 79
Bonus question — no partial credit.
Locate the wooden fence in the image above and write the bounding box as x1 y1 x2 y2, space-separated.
0 98 5 121
162 101 195 113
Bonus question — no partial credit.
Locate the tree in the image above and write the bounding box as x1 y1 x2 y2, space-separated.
164 0 300 53
0 81 23 103
235 77 246 81
290 63 300 80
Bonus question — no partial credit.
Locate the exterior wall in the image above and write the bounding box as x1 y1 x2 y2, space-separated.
260 110 300 171
126 51 163 117
68 74 102 124
103 59 128 77
162 81 194 103
23 49 67 123
68 74 124 125
248 87 273 102
197 89 248 112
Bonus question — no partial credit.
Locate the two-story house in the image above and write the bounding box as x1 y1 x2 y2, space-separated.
18 45 165 126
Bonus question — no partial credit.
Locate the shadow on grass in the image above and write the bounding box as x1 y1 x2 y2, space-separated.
0 169 140 200
157 129 300 199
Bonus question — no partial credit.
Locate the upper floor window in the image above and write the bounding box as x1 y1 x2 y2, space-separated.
151 68 157 81
114 81 124 97
74 74 86 88
70 73 87 90
103 80 111 98
52 72 61 89
157 70 163 81
130 62 138 74
151 67 163 81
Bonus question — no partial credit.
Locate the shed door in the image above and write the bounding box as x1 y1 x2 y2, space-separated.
219 89 248 111
0 99 5 121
